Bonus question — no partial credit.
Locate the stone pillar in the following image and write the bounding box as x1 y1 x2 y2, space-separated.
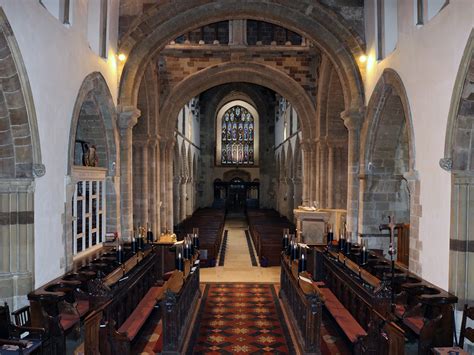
229 20 247 45
315 143 321 207
166 143 174 230
341 108 363 237
118 108 141 239
149 140 158 234
159 140 167 231
0 179 35 310
140 143 149 225
180 178 187 222
327 146 335 209
154 142 161 233
301 143 310 206
308 145 316 205
319 141 328 208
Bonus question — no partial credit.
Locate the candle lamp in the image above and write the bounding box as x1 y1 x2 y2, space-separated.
327 224 334 246
193 233 199 249
131 234 137 254
339 234 346 252
360 243 368 265
345 233 352 255
116 244 123 264
298 252 307 273
147 223 154 243
282 232 289 250
176 252 184 271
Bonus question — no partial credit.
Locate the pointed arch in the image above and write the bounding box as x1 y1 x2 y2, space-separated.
360 68 420 273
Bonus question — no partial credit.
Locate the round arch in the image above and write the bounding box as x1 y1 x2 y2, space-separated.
159 62 317 140
118 1 364 112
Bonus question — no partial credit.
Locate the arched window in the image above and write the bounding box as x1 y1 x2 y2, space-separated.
216 100 259 166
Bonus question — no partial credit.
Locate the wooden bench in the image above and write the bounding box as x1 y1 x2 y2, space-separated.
100 269 184 354
279 256 323 354
247 209 295 266
316 281 367 347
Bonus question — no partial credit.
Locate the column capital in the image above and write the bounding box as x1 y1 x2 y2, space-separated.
118 107 141 131
341 106 365 131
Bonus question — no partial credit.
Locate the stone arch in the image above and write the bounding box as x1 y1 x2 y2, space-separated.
67 72 119 175
118 0 364 112
445 29 474 308
359 69 420 272
0 7 43 309
65 72 120 266
160 62 317 140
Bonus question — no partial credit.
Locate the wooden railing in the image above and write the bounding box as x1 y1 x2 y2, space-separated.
279 256 322 354
162 262 200 354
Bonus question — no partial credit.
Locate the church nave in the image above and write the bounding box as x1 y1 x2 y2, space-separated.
200 214 281 284
1 1 474 354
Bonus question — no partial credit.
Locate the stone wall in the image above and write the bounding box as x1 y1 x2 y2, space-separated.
158 46 319 109
197 83 276 209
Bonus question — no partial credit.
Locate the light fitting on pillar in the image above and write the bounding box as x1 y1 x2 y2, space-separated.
359 54 367 63
117 53 127 62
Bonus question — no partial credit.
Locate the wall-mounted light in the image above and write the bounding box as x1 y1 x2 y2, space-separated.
117 53 127 62
359 54 367 64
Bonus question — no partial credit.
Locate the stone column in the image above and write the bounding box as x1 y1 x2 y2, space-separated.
149 139 158 234
0 179 34 310
315 143 321 207
141 143 149 225
180 177 187 222
319 141 328 208
159 140 167 231
166 143 174 230
301 142 311 206
308 144 316 205
229 20 247 45
118 108 141 239
154 142 161 233
341 108 363 237
327 146 335 209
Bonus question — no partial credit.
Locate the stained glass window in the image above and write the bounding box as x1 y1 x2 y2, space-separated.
221 105 255 165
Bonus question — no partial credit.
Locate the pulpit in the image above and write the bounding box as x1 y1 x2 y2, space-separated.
293 208 329 244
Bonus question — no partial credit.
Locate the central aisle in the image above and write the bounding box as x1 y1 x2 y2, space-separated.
200 213 281 283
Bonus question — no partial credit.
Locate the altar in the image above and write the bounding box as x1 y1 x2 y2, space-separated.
293 208 347 244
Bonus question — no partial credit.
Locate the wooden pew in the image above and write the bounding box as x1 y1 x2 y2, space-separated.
279 255 323 354
176 208 225 267
247 209 295 266
312 245 457 354
27 243 160 354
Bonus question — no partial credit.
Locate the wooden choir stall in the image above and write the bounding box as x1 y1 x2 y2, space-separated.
280 232 458 354
23 233 201 355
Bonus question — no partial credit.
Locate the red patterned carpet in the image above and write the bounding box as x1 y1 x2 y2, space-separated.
188 283 349 354
190 283 295 354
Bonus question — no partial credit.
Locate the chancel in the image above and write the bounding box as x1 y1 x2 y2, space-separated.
0 1 473 354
